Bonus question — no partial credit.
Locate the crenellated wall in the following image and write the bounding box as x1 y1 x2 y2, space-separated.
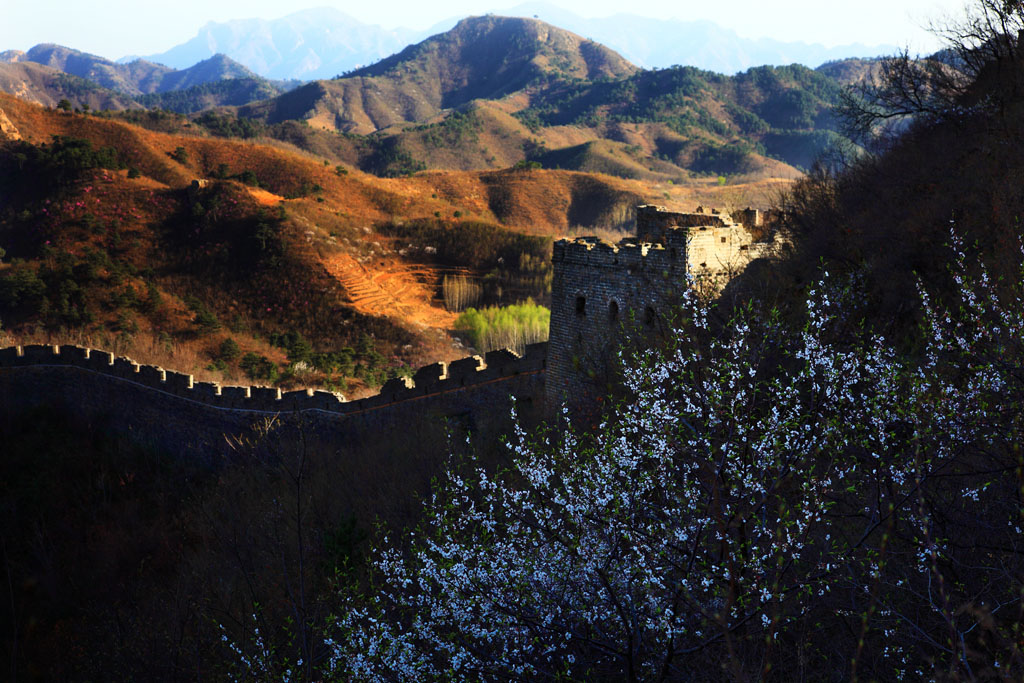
0 206 778 456
0 343 547 463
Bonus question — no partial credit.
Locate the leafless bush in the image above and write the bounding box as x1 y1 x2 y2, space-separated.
442 274 482 312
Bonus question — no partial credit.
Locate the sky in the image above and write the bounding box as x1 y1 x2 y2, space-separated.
3 0 969 61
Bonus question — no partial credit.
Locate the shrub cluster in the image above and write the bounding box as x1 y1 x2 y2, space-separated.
454 300 549 354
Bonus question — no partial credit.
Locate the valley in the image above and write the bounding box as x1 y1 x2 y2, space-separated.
11 4 1023 679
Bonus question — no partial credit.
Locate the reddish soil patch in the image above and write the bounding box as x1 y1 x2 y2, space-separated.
322 252 457 331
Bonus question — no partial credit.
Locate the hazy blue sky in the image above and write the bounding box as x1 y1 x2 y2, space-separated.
4 0 968 60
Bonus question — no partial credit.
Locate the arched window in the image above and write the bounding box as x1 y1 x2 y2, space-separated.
576 296 586 316
644 305 656 327
608 300 619 322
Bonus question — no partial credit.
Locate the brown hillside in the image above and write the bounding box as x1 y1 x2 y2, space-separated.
0 93 789 393
21 44 172 95
239 15 637 135
0 63 139 111
1 92 786 226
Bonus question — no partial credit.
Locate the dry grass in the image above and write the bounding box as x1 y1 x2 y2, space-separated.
3 328 229 384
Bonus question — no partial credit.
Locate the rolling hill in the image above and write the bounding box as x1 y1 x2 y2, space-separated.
135 76 288 114
0 62 140 110
227 16 844 179
2 91 775 397
238 16 636 134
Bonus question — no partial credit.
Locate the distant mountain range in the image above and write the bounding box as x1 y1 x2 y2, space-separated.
136 8 436 82
238 15 637 133
0 44 262 96
0 45 297 112
228 16 852 178
139 4 895 81
0 14 880 179
499 3 895 74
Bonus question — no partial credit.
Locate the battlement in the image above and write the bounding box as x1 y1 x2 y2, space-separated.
552 234 686 272
0 342 547 416
547 204 778 417
634 203 767 243
553 218 760 280
635 204 731 242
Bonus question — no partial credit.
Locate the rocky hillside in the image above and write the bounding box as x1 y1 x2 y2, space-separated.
0 62 139 110
238 16 636 134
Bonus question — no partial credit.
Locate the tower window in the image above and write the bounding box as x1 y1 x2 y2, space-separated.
644 306 656 327
576 296 586 315
608 300 619 322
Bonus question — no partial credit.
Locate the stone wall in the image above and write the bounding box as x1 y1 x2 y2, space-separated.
0 343 547 464
547 237 686 417
0 207 778 455
635 204 729 242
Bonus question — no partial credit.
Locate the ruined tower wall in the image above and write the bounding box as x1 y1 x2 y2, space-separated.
686 225 763 288
635 204 729 242
547 205 776 417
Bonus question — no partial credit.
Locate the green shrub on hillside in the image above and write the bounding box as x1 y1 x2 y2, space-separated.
239 351 278 381
0 264 46 315
454 301 549 354
268 330 312 364
193 111 267 138
413 110 482 148
0 136 122 193
219 338 241 362
184 295 220 334
365 137 425 177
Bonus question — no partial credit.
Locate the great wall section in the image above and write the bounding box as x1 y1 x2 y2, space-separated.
1 205 777 461
0 343 547 463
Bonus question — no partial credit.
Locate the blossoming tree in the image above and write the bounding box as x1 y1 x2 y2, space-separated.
303 231 1024 681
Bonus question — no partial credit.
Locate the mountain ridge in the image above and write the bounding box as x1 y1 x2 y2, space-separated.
2 44 262 96
228 16 841 178
140 4 895 81
237 16 637 134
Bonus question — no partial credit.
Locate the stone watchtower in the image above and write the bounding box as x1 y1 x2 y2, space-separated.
545 205 769 417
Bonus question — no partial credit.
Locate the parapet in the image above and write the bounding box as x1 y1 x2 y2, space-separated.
636 204 730 243
0 342 549 417
551 231 695 276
